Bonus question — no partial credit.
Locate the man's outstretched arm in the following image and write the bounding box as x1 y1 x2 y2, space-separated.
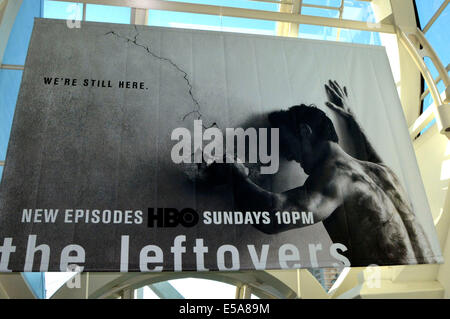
325 80 383 164
212 162 341 234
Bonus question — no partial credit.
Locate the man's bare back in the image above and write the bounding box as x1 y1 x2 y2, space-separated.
316 144 433 265
201 80 437 266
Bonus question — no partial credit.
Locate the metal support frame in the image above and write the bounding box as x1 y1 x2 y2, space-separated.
82 2 86 21
0 0 7 23
120 287 133 299
249 0 293 4
131 7 149 25
420 64 450 101
235 284 252 299
148 282 184 298
398 27 450 138
0 0 23 64
336 0 345 41
85 272 90 299
51 0 392 34
0 64 24 70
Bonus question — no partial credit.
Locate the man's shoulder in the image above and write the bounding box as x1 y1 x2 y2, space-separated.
359 161 396 178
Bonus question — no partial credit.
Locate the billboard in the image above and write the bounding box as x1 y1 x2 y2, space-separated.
0 19 443 272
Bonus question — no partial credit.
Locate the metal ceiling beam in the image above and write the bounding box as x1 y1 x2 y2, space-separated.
336 0 345 41
82 2 86 20
302 3 339 10
148 282 184 299
423 0 449 33
51 0 395 33
131 7 149 25
0 64 24 70
248 0 293 5
0 0 8 22
421 64 450 101
0 0 23 64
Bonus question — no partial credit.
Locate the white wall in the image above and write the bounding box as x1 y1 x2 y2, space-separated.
414 124 450 297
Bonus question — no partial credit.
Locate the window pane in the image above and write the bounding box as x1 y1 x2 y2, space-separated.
423 79 446 110
149 10 222 29
3 0 43 65
302 7 340 19
43 0 82 20
424 5 449 70
308 268 343 291
220 16 276 35
303 0 341 8
303 1 378 22
85 4 131 24
166 0 279 12
415 0 445 27
339 28 380 45
299 24 338 41
0 70 23 160
299 24 380 45
22 273 46 299
148 10 276 35
342 0 377 23
134 286 160 299
417 1 449 135
168 278 236 299
44 272 77 298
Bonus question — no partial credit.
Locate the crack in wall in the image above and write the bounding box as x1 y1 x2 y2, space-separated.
105 26 217 129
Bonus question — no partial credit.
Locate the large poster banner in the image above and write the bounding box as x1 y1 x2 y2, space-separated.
0 19 443 272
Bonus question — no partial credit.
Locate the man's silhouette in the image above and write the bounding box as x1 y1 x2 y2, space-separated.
202 80 436 266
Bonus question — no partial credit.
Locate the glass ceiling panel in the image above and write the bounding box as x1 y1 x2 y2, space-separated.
415 0 445 27
3 0 43 65
299 24 380 45
342 0 377 22
303 0 341 7
424 4 449 70
148 10 277 35
221 16 276 34
168 278 236 299
45 272 77 298
415 0 449 134
85 4 131 24
43 0 82 20
149 10 222 29
301 7 340 19
0 70 22 162
166 0 280 12
135 285 160 299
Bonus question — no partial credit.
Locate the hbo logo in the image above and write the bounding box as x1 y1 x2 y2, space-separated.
147 208 199 227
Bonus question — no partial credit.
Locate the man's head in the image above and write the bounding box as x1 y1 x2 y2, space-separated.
268 104 338 172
